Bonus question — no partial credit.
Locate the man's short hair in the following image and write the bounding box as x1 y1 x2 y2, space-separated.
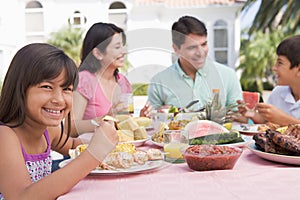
172 16 207 48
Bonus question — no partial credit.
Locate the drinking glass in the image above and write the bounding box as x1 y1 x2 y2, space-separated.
116 93 134 115
163 130 189 163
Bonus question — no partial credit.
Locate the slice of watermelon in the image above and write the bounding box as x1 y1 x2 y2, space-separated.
242 91 260 110
184 120 229 139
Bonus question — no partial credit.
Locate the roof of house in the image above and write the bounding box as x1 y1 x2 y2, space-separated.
134 0 245 7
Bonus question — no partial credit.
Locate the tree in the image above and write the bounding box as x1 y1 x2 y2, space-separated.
244 0 300 35
238 30 288 92
238 0 300 92
47 26 84 66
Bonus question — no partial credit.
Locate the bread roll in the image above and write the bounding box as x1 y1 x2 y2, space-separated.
134 117 152 127
115 114 131 122
117 130 134 142
134 126 148 140
117 117 139 131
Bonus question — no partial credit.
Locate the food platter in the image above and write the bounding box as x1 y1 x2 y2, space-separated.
78 132 149 147
232 124 263 135
149 135 252 148
120 138 149 147
59 159 166 175
247 142 300 165
149 137 163 147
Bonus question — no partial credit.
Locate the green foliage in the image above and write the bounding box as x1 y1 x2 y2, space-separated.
47 26 84 66
243 0 300 35
239 0 300 92
238 30 288 92
132 83 148 96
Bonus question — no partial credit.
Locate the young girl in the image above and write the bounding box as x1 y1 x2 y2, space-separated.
0 43 118 199
70 22 151 136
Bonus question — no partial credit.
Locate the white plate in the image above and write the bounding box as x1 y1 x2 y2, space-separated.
247 142 300 165
232 124 264 135
149 135 252 148
78 133 148 147
149 137 163 147
59 159 166 175
120 138 149 147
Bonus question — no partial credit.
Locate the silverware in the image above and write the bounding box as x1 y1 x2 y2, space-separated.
193 106 205 112
240 124 249 131
91 119 100 127
179 100 199 113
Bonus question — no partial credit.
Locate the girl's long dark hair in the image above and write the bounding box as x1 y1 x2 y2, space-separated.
79 22 126 76
0 43 78 147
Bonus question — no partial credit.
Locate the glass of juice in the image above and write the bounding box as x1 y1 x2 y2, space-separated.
163 130 189 163
117 93 134 115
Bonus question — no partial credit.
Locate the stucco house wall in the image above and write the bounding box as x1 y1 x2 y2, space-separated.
0 0 244 83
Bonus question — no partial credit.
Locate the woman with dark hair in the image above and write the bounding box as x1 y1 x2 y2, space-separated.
71 22 151 136
0 43 118 199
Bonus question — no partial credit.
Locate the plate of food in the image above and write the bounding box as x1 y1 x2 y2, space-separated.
149 136 163 147
120 138 149 147
59 159 165 175
232 124 264 135
232 122 283 135
150 131 252 148
189 131 252 147
247 142 300 165
79 132 149 147
66 144 166 175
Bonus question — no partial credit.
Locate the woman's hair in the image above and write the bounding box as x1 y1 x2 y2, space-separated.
79 22 126 75
172 16 207 48
0 43 78 147
276 35 300 69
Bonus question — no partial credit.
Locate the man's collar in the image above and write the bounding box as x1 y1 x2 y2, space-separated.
174 59 207 77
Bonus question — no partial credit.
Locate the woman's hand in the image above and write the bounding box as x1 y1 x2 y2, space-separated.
139 101 152 117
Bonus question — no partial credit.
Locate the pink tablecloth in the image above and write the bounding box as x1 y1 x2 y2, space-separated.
58 141 300 200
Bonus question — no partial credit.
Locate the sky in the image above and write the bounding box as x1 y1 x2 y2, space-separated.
240 0 261 30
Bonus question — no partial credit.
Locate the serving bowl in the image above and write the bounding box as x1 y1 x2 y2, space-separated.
183 144 242 171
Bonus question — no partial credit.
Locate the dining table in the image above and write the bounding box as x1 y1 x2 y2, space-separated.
57 137 300 200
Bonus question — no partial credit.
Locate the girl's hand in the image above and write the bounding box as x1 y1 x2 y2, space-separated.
86 120 118 161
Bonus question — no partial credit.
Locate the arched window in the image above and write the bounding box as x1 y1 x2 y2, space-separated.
109 2 126 9
25 0 42 8
25 0 45 42
109 1 127 30
213 20 228 65
68 11 87 28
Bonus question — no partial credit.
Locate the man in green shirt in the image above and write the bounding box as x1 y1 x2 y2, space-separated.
148 16 242 111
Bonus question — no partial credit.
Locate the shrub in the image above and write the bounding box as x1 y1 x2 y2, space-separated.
132 83 148 96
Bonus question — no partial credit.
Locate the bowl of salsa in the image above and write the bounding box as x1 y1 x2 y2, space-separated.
183 144 242 171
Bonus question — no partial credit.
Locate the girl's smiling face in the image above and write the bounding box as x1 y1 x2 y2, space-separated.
25 69 73 127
